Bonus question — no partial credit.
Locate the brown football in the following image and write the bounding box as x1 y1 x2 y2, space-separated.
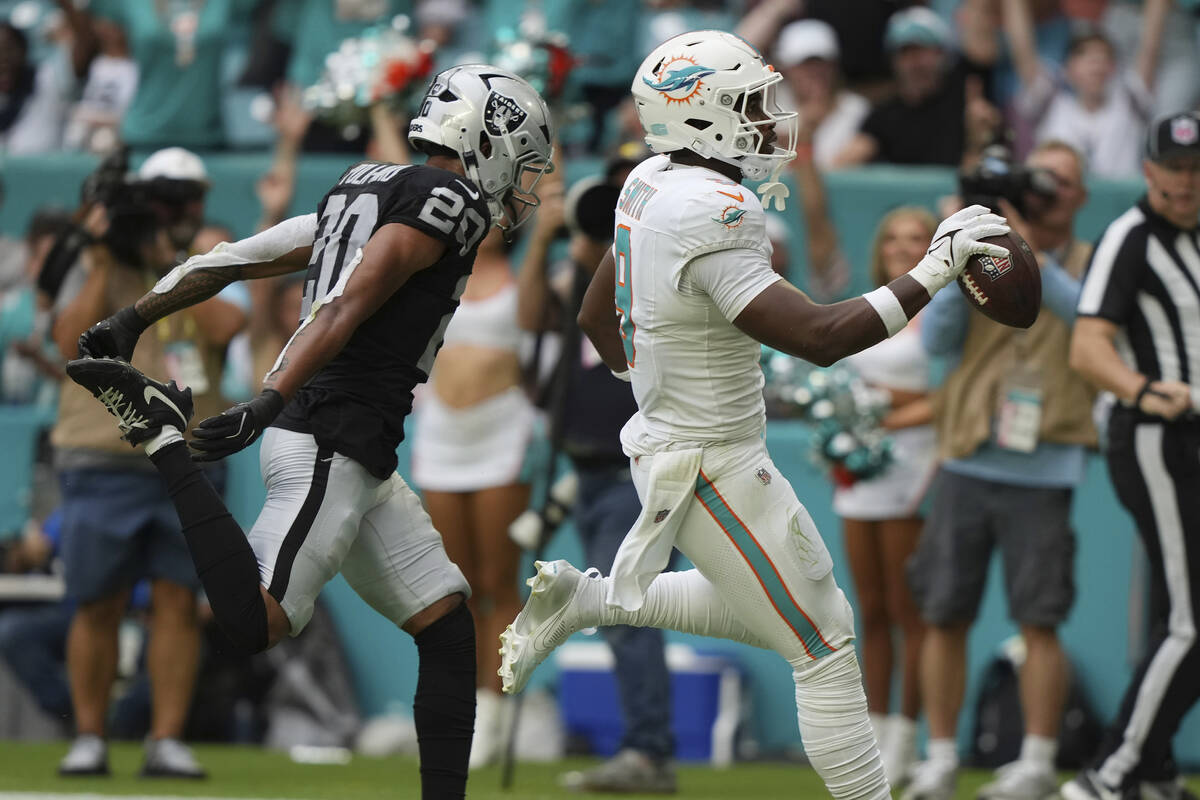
956 230 1041 328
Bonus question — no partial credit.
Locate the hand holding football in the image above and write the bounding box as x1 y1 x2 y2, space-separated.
957 231 1041 328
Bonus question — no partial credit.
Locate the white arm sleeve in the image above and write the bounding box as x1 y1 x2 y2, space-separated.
153 213 318 293
682 247 783 323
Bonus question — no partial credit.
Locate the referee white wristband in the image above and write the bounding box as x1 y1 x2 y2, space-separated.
862 286 909 337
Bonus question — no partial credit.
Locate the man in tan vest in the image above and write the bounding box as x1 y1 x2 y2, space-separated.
49 149 247 778
903 141 1098 800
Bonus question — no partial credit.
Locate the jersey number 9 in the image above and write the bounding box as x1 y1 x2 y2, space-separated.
615 224 636 367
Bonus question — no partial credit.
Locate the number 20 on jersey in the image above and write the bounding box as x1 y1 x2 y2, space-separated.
615 224 636 367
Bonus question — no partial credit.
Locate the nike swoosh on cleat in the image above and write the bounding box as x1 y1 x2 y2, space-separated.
144 385 186 425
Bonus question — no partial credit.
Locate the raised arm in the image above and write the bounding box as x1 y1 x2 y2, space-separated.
78 214 318 361
190 222 447 462
1001 0 1043 89
1135 0 1170 91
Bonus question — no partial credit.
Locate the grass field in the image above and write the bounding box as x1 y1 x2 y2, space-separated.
0 743 1197 800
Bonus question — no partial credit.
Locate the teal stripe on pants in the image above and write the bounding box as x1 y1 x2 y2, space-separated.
694 472 836 660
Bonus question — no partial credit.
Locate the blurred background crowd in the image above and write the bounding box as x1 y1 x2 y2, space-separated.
1 0 1199 792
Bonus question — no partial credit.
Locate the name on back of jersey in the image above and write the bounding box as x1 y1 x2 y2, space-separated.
618 177 659 221
340 162 409 186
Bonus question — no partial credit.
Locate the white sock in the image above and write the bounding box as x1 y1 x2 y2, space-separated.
1019 734 1057 772
869 713 889 748
584 569 772 649
793 649 890 800
144 426 184 456
927 738 958 768
890 714 918 745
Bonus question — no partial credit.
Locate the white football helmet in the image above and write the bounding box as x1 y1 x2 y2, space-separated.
632 30 796 181
409 64 554 232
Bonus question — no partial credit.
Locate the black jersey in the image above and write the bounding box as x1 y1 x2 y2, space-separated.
273 161 491 478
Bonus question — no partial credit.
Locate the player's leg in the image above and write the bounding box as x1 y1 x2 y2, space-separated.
675 448 887 800
566 469 675 792
342 473 474 800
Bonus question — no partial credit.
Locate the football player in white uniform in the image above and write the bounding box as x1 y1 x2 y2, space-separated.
497 31 1010 800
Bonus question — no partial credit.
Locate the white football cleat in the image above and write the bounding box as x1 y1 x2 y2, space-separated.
498 559 599 695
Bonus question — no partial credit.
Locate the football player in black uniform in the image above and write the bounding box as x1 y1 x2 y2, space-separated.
64 65 554 800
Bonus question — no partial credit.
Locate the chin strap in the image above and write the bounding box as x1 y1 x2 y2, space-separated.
756 163 789 211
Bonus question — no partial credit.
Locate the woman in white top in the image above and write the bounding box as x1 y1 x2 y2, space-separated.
411 227 535 768
833 207 938 786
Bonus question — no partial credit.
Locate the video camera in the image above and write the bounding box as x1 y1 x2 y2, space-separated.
959 143 1058 217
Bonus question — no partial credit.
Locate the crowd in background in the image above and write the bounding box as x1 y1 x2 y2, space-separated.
1 0 1199 792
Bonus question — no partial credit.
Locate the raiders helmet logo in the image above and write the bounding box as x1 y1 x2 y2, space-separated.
1171 115 1199 145
484 91 528 137
980 254 1012 281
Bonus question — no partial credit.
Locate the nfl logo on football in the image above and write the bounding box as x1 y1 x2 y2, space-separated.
980 254 1012 281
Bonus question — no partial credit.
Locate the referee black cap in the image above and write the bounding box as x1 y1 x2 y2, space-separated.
1146 111 1200 163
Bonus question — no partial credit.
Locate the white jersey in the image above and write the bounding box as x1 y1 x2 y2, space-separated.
613 155 782 457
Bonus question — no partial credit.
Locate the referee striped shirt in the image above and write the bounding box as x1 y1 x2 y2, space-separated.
1078 196 1200 387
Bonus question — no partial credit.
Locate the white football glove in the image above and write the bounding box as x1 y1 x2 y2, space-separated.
909 204 1011 297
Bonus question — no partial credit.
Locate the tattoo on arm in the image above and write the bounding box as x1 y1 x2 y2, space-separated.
134 267 244 323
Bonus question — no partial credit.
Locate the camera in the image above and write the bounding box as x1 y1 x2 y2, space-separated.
958 143 1058 217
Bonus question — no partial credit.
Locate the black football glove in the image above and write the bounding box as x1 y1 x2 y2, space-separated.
190 389 286 462
78 305 150 361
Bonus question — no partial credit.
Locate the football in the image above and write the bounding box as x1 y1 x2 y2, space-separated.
956 231 1042 328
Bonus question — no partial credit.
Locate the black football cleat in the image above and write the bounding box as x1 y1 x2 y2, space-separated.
66 357 193 445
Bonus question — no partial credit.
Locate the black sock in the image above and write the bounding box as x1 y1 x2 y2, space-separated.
412 602 476 800
150 441 268 653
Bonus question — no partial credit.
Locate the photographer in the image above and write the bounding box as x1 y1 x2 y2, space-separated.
514 160 677 794
903 140 1097 800
48 148 247 778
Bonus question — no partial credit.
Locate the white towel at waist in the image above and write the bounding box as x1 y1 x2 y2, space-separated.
606 447 703 611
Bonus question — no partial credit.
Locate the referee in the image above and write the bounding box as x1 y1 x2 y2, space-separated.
1066 111 1200 800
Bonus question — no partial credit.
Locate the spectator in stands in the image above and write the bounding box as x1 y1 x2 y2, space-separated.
516 164 678 794
904 140 1096 800
49 149 247 778
773 19 868 171
1004 0 1170 179
0 511 73 725
84 0 256 151
410 226 537 770
1103 0 1200 117
0 209 72 407
0 19 73 155
835 5 1001 168
61 8 136 155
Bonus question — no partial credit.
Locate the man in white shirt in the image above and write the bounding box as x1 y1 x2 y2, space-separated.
498 30 1011 799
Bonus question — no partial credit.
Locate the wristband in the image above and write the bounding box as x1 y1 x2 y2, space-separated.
1134 377 1170 407
611 368 632 383
114 304 150 336
862 286 908 336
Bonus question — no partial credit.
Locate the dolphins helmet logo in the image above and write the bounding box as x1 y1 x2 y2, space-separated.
712 205 747 229
643 55 715 106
